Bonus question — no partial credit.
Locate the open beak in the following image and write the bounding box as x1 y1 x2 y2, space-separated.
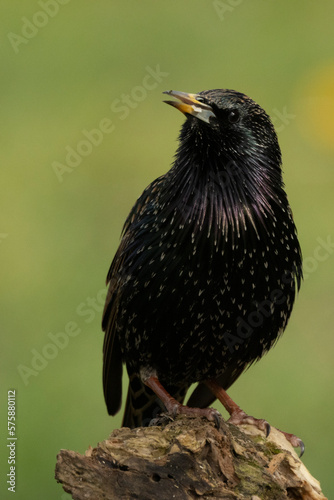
163 90 215 124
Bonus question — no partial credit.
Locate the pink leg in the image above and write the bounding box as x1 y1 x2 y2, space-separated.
205 378 304 456
144 376 221 427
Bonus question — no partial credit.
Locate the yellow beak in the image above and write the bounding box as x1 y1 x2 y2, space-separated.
163 90 215 124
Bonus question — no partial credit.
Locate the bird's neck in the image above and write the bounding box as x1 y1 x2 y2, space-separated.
165 133 287 246
170 134 284 205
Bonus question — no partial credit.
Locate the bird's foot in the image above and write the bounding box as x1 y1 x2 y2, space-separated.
169 401 222 429
228 409 304 457
205 379 304 456
149 405 221 428
276 428 305 457
205 380 270 436
143 375 222 428
227 408 271 437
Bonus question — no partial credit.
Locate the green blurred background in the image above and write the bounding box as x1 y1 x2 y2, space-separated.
1 1 333 498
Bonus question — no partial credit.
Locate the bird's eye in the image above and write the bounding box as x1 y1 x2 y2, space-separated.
228 109 240 124
196 96 205 103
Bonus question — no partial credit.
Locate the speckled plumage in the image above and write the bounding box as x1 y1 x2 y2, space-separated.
102 89 302 429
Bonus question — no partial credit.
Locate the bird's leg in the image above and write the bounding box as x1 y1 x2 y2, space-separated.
205 378 304 456
143 375 221 427
205 378 270 436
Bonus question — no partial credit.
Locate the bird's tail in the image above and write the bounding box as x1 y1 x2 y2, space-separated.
122 372 188 428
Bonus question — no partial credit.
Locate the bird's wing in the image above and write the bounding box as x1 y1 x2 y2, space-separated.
102 176 165 415
102 235 127 415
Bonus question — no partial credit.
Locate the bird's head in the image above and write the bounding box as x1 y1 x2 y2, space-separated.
163 89 281 168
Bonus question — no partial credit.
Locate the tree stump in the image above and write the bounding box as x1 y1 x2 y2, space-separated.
55 416 327 499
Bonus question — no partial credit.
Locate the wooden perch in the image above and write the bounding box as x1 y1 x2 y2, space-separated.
55 416 327 499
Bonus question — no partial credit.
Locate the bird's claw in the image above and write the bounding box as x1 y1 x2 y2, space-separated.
227 410 271 437
227 411 304 456
279 429 305 457
212 410 222 430
299 440 305 458
164 400 222 429
265 422 271 438
148 412 174 427
178 405 222 429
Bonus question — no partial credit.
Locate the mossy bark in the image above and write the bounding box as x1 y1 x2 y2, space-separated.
55 416 327 499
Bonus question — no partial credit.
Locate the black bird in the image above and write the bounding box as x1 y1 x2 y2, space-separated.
102 89 303 452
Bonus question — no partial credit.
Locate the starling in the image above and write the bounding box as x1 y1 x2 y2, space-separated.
102 89 303 452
